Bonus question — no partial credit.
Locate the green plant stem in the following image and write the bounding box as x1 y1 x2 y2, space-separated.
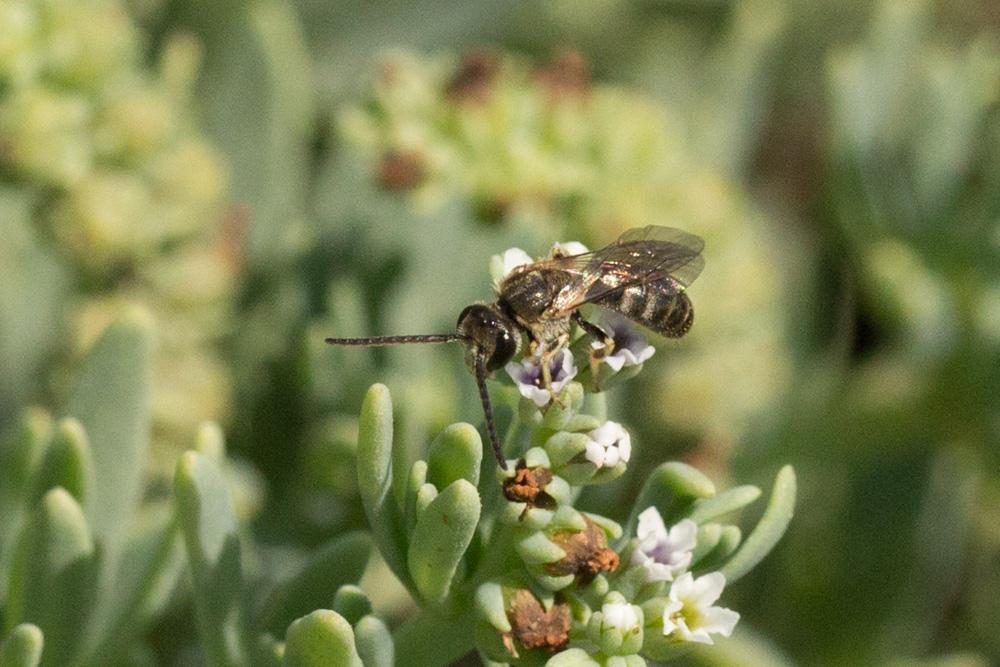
391 606 475 667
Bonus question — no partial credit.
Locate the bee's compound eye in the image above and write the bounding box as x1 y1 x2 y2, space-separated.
487 329 517 371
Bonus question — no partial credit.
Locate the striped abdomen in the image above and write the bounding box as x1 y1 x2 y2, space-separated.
597 279 694 338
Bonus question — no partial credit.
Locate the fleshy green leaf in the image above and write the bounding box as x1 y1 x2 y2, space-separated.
686 485 762 525
404 460 428 530
0 190 67 416
624 462 716 539
261 532 372 635
719 466 796 583
332 585 372 626
475 582 510 633
694 525 742 572
30 419 92 505
356 384 409 587
0 623 45 667
173 451 246 666
85 504 181 664
407 479 481 604
283 610 362 667
426 423 483 490
65 312 153 571
547 648 602 666
5 488 99 667
0 409 51 600
353 615 394 667
0 624 43 667
193 0 313 263
690 524 723 564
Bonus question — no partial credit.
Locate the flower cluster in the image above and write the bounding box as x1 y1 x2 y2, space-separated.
344 241 795 665
447 252 791 663
0 0 237 475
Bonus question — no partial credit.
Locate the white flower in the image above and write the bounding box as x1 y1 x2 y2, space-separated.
490 247 533 287
662 572 740 645
631 508 696 582
601 601 641 633
584 421 631 468
591 314 656 372
505 349 577 407
550 240 589 257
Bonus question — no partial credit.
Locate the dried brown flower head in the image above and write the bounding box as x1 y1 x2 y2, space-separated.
506 589 571 654
546 515 620 583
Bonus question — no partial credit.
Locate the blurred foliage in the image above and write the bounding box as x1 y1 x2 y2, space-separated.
1 0 998 664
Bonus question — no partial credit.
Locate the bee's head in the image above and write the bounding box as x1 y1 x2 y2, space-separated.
457 304 520 372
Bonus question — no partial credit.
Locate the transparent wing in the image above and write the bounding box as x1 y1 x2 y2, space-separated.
544 226 705 315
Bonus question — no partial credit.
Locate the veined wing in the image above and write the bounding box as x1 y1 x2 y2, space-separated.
543 226 704 316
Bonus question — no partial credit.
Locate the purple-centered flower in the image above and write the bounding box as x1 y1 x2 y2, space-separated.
584 421 631 468
591 314 655 372
631 507 696 582
505 349 577 407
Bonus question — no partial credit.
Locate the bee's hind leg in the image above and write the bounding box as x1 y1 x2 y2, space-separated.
573 312 614 391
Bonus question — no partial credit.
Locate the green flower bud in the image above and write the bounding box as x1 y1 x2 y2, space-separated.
585 592 644 657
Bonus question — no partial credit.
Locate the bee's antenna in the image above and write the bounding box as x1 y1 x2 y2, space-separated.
474 353 508 470
325 334 466 346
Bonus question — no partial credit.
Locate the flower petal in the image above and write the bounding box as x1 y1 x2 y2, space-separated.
585 440 606 467
689 572 726 608
668 519 698 552
703 606 740 638
636 506 667 543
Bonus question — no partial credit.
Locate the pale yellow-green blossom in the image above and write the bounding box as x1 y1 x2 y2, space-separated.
0 0 237 478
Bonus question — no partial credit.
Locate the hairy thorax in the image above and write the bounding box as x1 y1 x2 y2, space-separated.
498 267 575 346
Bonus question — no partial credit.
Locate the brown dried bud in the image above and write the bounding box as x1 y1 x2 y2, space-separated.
536 49 591 100
376 150 426 191
446 49 499 103
546 516 620 583
503 462 555 510
506 589 571 654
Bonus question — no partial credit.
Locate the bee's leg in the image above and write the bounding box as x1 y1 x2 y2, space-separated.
572 312 614 390
539 335 572 407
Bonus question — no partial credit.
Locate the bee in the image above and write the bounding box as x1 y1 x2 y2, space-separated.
326 226 704 470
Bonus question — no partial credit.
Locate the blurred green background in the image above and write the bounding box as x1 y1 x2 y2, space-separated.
1 0 998 665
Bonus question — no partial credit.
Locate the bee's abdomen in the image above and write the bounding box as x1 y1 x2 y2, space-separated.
600 279 694 338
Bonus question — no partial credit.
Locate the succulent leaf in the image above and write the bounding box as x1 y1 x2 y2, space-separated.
30 419 92 506
5 488 99 667
357 384 410 587
426 423 483 490
407 479 481 604
261 532 372 635
173 451 246 666
65 313 153 571
686 485 762 524
625 462 716 537
0 624 43 667
192 0 313 262
331 585 373 626
0 410 51 600
353 615 395 667
283 610 363 667
85 503 182 664
719 466 796 583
